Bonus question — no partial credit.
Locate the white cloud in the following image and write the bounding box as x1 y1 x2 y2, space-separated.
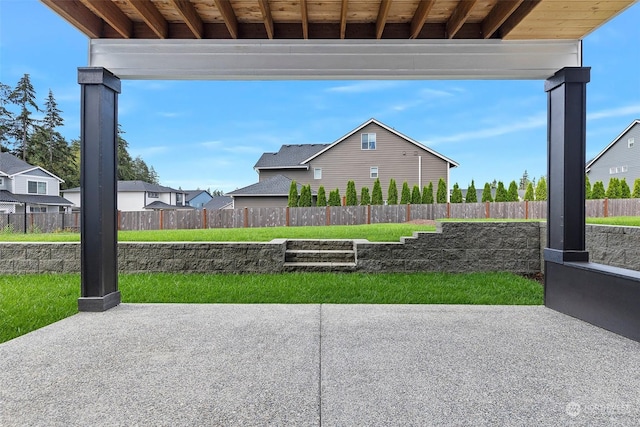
326 81 404 94
587 104 640 121
200 140 222 149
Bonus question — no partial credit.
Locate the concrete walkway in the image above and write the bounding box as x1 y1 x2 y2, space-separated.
1 304 639 426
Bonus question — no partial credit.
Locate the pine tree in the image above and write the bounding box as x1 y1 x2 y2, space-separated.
585 175 592 200
316 186 327 206
422 182 434 204
299 184 312 207
620 178 631 199
495 181 508 202
360 186 371 205
8 74 40 159
481 183 493 202
507 180 519 201
288 180 299 207
519 170 530 190
411 185 421 204
0 83 14 149
465 180 477 203
591 181 606 199
400 181 411 204
371 179 383 205
535 177 547 201
346 180 358 206
450 183 463 203
633 179 640 199
387 178 398 205
524 182 534 201
436 178 447 203
606 178 620 199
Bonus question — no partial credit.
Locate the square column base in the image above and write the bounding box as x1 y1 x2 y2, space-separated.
78 291 121 312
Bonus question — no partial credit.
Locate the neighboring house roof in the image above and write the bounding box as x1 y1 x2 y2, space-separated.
585 119 640 172
301 118 459 167
184 190 212 202
228 175 308 197
143 201 194 210
0 190 73 206
204 196 233 210
0 152 64 182
64 180 183 193
0 190 19 203
254 144 329 170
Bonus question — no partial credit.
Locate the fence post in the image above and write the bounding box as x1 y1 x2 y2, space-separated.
286 206 290 227
485 202 490 219
604 198 608 217
159 210 164 230
367 204 371 224
406 204 411 222
244 207 249 228
202 208 207 229
447 202 450 219
525 200 529 220
75 211 79 231
117 210 122 231
326 206 331 226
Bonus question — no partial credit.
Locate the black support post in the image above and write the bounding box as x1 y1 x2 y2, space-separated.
77 67 121 312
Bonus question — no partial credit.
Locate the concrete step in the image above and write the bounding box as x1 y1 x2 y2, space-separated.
285 249 355 264
282 262 357 272
286 240 355 251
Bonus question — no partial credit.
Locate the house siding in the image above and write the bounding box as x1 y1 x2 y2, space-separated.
588 123 640 188
14 174 60 196
232 196 287 209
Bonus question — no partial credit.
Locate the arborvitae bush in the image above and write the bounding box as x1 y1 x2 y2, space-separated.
360 186 371 205
298 184 312 207
481 183 493 202
507 180 519 202
422 182 434 204
585 175 592 199
606 178 621 199
346 180 358 206
633 179 640 198
328 189 342 206
591 181 605 199
316 186 327 206
450 183 463 203
371 179 383 205
436 178 447 203
524 182 534 201
387 179 398 205
400 181 411 204
411 185 421 204
494 181 508 202
288 180 299 207
465 180 477 203
620 178 631 199
535 177 547 201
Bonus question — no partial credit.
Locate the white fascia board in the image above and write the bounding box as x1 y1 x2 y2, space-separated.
89 39 581 81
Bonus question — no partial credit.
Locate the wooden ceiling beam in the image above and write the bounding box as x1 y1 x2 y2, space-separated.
410 0 436 39
41 0 103 38
257 0 275 39
169 0 203 39
499 0 542 38
127 0 168 39
446 0 477 39
375 0 392 39
79 0 132 38
482 0 524 38
214 0 239 39
340 0 349 39
300 0 309 39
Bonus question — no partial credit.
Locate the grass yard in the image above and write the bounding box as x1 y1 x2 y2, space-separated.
0 223 436 243
0 271 543 343
586 216 640 227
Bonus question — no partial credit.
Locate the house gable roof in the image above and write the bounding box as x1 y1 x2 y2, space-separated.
228 174 307 197
144 201 194 210
184 190 212 202
0 152 64 182
0 190 73 206
586 119 640 172
300 118 459 167
204 196 233 210
254 144 328 170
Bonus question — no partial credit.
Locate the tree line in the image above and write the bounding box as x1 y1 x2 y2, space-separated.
0 74 158 189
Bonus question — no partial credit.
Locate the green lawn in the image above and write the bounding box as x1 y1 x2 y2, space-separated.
586 216 640 226
0 272 543 343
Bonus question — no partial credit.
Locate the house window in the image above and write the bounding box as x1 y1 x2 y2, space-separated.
629 138 635 148
176 193 183 203
28 181 47 195
30 206 47 213
0 177 3 185
314 168 322 180
148 192 158 198
609 166 629 174
370 166 379 178
361 133 376 150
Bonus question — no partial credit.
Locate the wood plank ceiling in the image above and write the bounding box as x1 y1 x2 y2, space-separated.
42 0 635 41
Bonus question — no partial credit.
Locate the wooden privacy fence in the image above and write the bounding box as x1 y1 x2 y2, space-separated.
4 198 640 233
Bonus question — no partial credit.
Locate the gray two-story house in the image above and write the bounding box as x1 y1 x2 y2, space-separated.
230 119 458 208
586 120 640 188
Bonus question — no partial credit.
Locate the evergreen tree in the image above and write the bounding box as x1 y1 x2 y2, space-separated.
346 180 358 206
620 178 631 199
507 180 519 201
585 175 592 200
524 182 534 201
328 189 342 206
519 170 530 190
465 180 477 203
633 179 640 199
591 181 606 199
387 178 398 205
0 83 14 149
360 186 371 205
316 186 327 206
535 177 547 201
481 183 493 202
411 185 421 204
436 178 447 203
450 183 463 203
400 181 411 204
288 180 299 207
8 74 40 159
371 179 383 205
299 184 312 207
495 181 508 202
422 182 434 204
606 178 620 199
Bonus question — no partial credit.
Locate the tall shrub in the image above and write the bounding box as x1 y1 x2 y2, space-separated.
524 182 534 201
371 179 383 205
585 175 592 199
411 185 421 204
494 181 508 202
591 181 605 199
606 177 620 199
298 184 312 207
316 185 327 207
436 178 447 203
387 178 398 205
465 180 477 203
633 178 640 198
535 177 547 201
481 183 493 202
422 182 434 204
288 180 299 207
400 181 411 204
360 186 371 205
450 183 463 203
328 189 342 206
507 180 519 201
620 178 631 199
346 180 358 206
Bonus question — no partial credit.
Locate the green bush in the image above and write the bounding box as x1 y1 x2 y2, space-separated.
346 180 358 206
495 181 508 202
360 186 371 205
507 180 519 202
316 186 327 207
372 179 383 205
535 177 547 201
328 189 342 206
288 180 299 207
422 182 434 204
411 185 421 204
620 178 631 199
591 181 605 199
585 175 592 199
400 181 411 204
465 180 477 203
606 177 620 199
387 179 398 205
299 184 312 207
481 183 493 202
524 182 534 201
436 178 447 203
450 183 463 203
633 179 640 198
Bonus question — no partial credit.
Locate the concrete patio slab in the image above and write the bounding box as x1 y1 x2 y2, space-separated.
1 304 639 426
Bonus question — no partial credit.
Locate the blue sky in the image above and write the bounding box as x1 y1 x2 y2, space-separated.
1 0 639 193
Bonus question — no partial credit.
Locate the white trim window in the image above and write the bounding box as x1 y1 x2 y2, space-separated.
30 206 47 213
370 166 379 178
629 137 635 148
314 168 322 180
609 165 629 174
28 180 47 195
148 192 159 198
361 133 376 150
